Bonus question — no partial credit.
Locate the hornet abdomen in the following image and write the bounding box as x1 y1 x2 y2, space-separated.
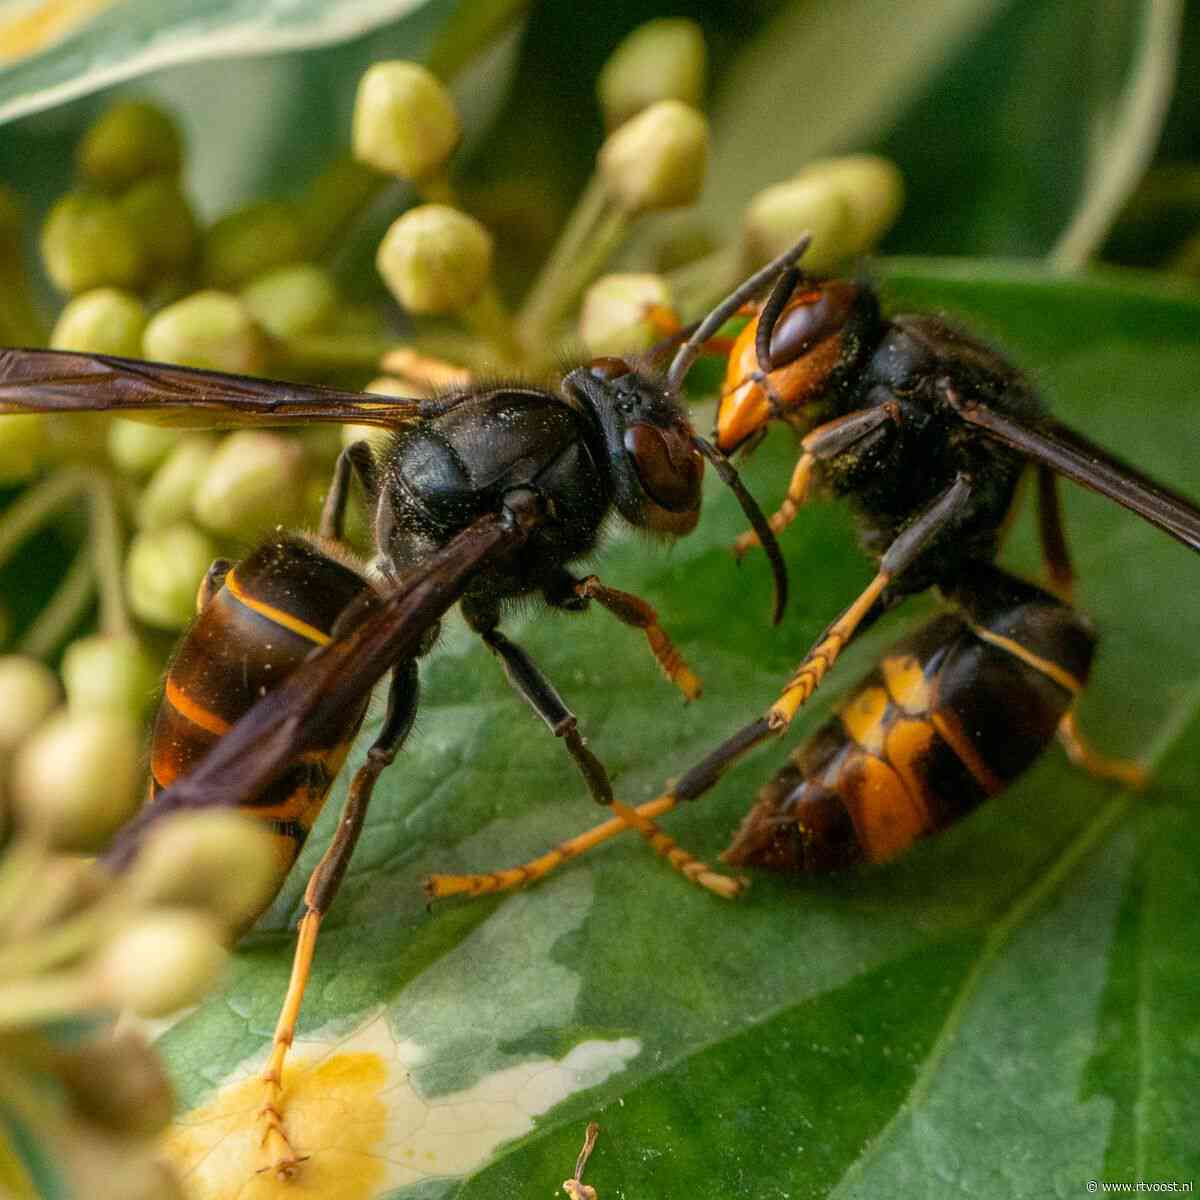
724 590 1096 873
149 535 375 899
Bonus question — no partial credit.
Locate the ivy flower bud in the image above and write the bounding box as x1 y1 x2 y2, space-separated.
377 204 493 315
11 709 141 851
598 100 708 215
742 155 905 271
352 61 461 180
142 291 267 373
138 435 217 529
126 811 284 931
77 99 184 190
125 522 217 630
93 909 228 1017
741 176 854 273
108 420 183 477
119 175 198 275
597 18 707 130
61 633 160 719
241 263 339 338
191 430 305 538
60 1031 175 1137
0 655 59 752
791 154 905 255
51 288 147 356
41 192 146 294
0 413 45 484
202 200 306 289
579 273 672 356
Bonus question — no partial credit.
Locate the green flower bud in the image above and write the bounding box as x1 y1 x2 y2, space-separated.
59 1031 175 1137
40 192 146 295
93 909 227 1017
191 430 304 538
579 272 672 356
51 288 147 356
791 154 905 254
125 522 217 630
599 100 708 215
741 176 854 273
77 99 183 190
142 291 267 373
107 420 183 477
126 811 284 932
202 199 305 289
240 263 338 339
138 434 217 529
11 709 141 851
119 175 198 274
61 633 160 719
0 656 59 752
597 18 707 130
741 156 905 272
0 413 45 483
377 204 493 315
352 61 461 180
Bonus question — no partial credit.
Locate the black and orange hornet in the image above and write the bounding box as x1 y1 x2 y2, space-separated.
428 253 1197 894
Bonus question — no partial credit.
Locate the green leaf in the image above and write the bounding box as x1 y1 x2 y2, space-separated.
0 0 439 124
159 262 1200 1198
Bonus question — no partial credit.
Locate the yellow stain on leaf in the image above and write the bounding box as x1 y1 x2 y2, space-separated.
163 1011 640 1200
0 0 119 63
165 1052 388 1200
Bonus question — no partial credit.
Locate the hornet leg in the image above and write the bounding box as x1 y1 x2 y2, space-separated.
769 472 974 731
1057 710 1146 789
256 660 418 1179
733 402 899 556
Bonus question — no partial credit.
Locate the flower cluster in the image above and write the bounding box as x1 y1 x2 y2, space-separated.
0 791 281 1197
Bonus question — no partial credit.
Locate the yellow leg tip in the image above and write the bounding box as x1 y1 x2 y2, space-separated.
732 529 761 560
256 1098 308 1180
675 668 703 703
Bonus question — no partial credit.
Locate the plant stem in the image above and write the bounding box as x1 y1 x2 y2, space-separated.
18 545 94 659
463 282 522 365
87 473 129 640
0 896 124 981
0 838 47 937
517 173 613 347
0 468 92 569
417 171 460 208
666 242 742 317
